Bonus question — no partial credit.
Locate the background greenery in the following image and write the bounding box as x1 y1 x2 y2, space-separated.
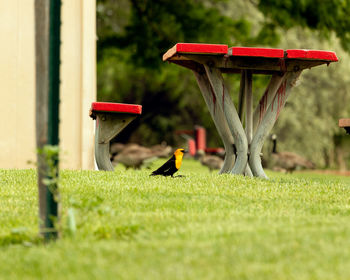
96 0 350 168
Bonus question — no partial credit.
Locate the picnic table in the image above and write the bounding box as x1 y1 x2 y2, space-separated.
163 43 338 178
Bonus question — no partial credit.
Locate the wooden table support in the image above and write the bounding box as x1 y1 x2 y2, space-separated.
244 70 254 177
204 65 249 175
249 71 301 178
238 70 246 121
253 74 286 132
193 71 235 173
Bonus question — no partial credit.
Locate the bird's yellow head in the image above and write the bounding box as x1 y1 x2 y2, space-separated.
174 148 186 156
174 148 186 169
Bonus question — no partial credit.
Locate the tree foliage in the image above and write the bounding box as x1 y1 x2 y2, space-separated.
97 0 275 145
258 0 350 51
270 30 350 167
97 0 350 167
98 0 229 68
256 0 350 167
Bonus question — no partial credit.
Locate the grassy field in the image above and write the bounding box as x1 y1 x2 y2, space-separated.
1 159 350 279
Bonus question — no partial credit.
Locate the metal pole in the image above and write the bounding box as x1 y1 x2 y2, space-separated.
35 0 61 240
48 0 61 146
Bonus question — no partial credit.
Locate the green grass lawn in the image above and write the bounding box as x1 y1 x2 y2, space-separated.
1 159 350 279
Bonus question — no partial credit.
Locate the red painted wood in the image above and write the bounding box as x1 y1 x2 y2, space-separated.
188 138 197 157
163 43 228 61
195 126 206 151
229 47 284 58
91 102 142 115
286 49 338 61
176 43 228 54
339 118 350 128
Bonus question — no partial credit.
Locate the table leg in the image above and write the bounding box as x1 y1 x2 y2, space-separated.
253 73 287 132
238 70 246 121
237 70 253 176
244 70 253 177
245 70 253 142
204 65 248 175
193 70 235 173
249 71 302 178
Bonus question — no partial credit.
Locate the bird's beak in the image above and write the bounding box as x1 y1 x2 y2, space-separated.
183 150 188 153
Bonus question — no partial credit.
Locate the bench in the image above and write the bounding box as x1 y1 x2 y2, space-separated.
339 118 350 134
89 102 142 171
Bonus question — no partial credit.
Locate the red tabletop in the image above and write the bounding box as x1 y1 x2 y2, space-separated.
286 49 338 61
163 43 338 74
163 43 228 61
228 47 284 58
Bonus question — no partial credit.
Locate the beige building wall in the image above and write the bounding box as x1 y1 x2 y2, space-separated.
0 0 96 169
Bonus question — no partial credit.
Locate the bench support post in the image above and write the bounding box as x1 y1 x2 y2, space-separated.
94 113 137 171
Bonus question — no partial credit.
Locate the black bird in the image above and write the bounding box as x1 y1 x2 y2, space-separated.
150 148 186 177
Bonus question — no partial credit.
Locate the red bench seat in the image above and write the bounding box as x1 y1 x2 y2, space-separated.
90 102 142 120
90 102 142 171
